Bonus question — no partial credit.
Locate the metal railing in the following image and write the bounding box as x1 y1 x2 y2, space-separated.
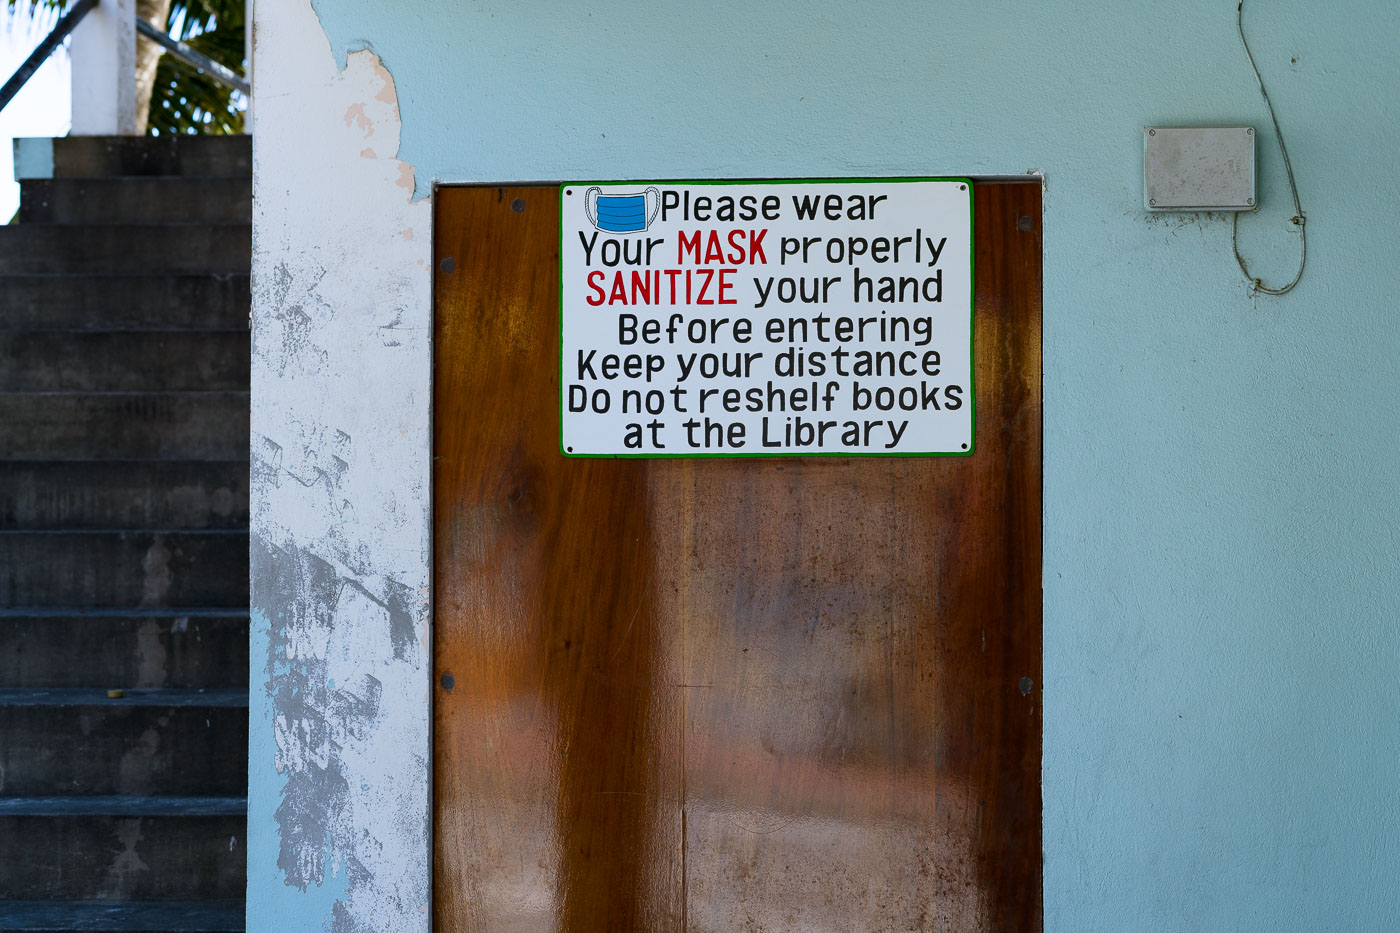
0 0 247 123
135 17 248 95
0 0 99 114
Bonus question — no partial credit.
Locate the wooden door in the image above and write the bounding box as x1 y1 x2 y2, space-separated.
433 182 1041 931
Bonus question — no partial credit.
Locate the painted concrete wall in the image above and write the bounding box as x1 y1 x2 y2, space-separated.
249 3 431 929
251 0 1400 930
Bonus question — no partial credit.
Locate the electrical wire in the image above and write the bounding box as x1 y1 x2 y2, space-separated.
1232 0 1306 296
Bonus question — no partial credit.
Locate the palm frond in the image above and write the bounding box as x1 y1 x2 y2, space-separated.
169 0 243 40
3 0 67 30
3 1 67 12
147 21 243 135
151 0 243 134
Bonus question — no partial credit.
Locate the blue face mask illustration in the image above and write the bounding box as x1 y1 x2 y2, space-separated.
585 186 661 233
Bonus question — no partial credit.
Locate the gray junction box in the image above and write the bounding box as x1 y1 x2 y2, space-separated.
1144 126 1255 211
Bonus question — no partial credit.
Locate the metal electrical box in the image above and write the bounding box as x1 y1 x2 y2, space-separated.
1144 126 1255 211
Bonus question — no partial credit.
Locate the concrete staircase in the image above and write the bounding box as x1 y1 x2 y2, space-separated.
0 136 249 932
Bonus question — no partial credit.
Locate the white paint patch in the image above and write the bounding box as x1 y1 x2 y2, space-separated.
101 818 149 899
118 727 160 795
135 619 167 688
250 1 431 929
139 534 172 608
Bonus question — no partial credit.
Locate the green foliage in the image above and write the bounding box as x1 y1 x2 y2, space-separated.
3 0 246 135
3 0 65 29
4 1 62 15
149 1 244 136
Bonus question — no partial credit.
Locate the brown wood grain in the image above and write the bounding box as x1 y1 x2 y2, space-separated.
434 183 1041 931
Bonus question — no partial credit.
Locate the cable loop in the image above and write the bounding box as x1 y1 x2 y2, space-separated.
1233 1 1307 296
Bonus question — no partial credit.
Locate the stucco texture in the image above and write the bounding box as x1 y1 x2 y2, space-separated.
252 0 1400 929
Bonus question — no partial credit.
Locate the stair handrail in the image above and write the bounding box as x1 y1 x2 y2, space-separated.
0 1 248 121
135 18 248 96
0 0 100 114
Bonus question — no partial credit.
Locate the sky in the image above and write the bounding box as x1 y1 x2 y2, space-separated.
1 7 73 220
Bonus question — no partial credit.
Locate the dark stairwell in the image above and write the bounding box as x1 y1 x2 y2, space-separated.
0 135 250 932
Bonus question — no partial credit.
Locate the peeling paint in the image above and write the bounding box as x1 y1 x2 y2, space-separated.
250 0 431 929
344 102 373 134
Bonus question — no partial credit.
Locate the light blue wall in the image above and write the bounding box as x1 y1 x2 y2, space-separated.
307 1 1400 928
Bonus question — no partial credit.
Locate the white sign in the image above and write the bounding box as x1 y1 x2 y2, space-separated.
560 179 973 457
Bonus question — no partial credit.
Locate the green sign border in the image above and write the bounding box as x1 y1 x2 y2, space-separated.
558 177 975 459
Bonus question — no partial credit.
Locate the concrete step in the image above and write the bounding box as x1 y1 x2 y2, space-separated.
0 531 248 609
0 899 243 932
0 689 247 796
0 331 249 391
19 177 252 225
50 134 251 179
0 797 244 901
0 611 249 689
0 461 248 530
0 393 249 460
0 275 248 331
0 225 250 276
